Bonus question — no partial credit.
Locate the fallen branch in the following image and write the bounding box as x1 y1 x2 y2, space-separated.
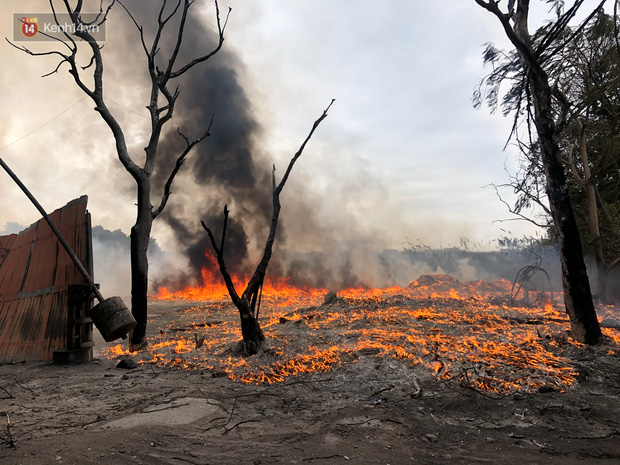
195 388 228 412
0 385 13 400
143 401 190 414
302 455 349 462
224 397 237 427
0 412 15 448
12 378 36 396
222 418 261 435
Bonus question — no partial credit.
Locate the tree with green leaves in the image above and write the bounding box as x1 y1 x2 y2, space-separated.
549 10 620 303
474 0 603 344
478 4 620 304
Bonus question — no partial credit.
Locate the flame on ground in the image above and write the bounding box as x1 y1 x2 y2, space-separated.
104 274 620 396
156 267 330 307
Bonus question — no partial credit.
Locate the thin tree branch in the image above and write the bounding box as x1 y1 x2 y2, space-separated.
203 100 334 324
169 1 231 78
488 183 552 227
275 99 335 195
242 100 335 306
116 0 151 60
201 206 241 306
152 116 214 218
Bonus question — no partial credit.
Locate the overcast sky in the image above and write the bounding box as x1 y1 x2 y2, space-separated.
0 1 600 293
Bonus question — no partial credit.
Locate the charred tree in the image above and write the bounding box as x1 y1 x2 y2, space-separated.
202 100 334 355
10 1 229 350
474 0 602 344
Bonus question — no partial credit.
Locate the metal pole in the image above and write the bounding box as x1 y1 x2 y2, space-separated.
0 157 105 303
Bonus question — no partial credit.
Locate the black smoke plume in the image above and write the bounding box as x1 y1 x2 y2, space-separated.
110 2 485 293
115 2 289 288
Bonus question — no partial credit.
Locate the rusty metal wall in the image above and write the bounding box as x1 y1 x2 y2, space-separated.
0 196 91 362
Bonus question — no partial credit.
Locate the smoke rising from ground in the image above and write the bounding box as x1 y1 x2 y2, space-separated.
6 219 619 302
90 223 582 299
96 2 570 294
109 1 397 291
0 2 581 296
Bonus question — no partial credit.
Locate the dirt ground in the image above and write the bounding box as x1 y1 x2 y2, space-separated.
1 288 620 465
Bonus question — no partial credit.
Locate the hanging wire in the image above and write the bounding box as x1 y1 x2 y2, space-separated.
0 96 88 153
0 94 149 154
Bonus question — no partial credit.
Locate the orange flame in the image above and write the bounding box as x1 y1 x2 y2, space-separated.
155 272 329 308
99 274 620 395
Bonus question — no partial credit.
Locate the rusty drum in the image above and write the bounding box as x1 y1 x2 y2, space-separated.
89 296 137 342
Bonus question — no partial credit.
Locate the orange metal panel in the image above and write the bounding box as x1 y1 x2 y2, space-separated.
55 198 88 290
0 300 19 347
0 196 90 363
0 234 16 268
0 226 37 301
21 228 57 296
43 292 67 359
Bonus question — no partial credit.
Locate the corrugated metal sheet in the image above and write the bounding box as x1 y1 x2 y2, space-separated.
0 196 92 362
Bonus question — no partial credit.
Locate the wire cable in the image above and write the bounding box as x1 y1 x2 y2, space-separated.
0 96 88 153
0 94 149 154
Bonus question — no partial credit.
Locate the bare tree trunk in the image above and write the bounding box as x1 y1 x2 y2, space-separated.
203 205 266 355
579 128 608 304
539 124 601 344
567 122 609 304
521 40 602 345
237 300 265 355
203 101 334 356
129 179 153 348
585 175 608 305
10 1 228 352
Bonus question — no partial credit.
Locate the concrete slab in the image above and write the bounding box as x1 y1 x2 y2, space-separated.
99 397 223 429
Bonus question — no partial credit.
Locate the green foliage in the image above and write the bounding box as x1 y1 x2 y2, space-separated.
476 7 620 266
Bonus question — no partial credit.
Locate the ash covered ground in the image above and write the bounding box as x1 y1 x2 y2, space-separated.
1 275 620 464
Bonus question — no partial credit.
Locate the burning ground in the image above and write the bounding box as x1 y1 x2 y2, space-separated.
2 274 620 464
107 274 620 396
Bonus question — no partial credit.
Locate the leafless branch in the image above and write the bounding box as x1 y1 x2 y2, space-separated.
5 39 73 76
202 100 334 354
564 143 585 185
152 115 214 218
170 2 232 78
488 182 552 228
222 418 261 435
275 99 335 195
59 0 82 47
201 206 241 307
1 412 14 448
0 385 13 400
242 100 335 304
116 1 151 59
